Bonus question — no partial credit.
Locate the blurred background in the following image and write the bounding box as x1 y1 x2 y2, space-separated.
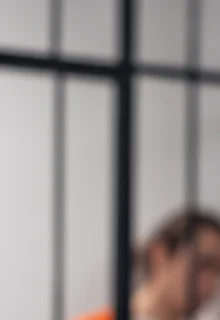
1 1 220 320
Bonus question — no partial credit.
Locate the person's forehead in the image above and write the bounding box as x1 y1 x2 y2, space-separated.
196 227 220 254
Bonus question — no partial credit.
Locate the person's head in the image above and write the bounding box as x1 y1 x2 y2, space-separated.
134 207 220 317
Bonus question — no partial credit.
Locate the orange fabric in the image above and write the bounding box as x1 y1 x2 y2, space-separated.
73 308 113 320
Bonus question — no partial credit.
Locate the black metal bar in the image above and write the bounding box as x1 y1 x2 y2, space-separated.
184 0 202 318
50 0 65 319
50 0 63 56
114 1 134 320
185 83 200 204
1 50 220 84
52 75 66 320
0 51 118 77
185 0 201 204
135 64 220 83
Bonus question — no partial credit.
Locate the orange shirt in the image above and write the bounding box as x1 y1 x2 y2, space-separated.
74 308 113 320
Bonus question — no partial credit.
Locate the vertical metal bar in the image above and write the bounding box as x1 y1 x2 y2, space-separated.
53 75 65 320
185 0 202 317
50 0 63 57
50 0 65 320
185 0 201 204
115 1 135 320
185 82 200 204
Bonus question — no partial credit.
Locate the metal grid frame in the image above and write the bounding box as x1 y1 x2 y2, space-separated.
1 0 216 319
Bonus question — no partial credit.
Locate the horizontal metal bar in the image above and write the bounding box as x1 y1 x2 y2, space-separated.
0 50 118 77
135 63 220 84
1 50 220 84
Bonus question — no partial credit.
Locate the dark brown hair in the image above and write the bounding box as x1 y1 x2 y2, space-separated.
133 206 220 281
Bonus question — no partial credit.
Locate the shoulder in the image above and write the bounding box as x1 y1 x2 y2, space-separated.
73 308 113 320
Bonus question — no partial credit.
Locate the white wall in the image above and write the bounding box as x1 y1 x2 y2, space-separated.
64 78 115 318
0 71 53 320
1 1 220 320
